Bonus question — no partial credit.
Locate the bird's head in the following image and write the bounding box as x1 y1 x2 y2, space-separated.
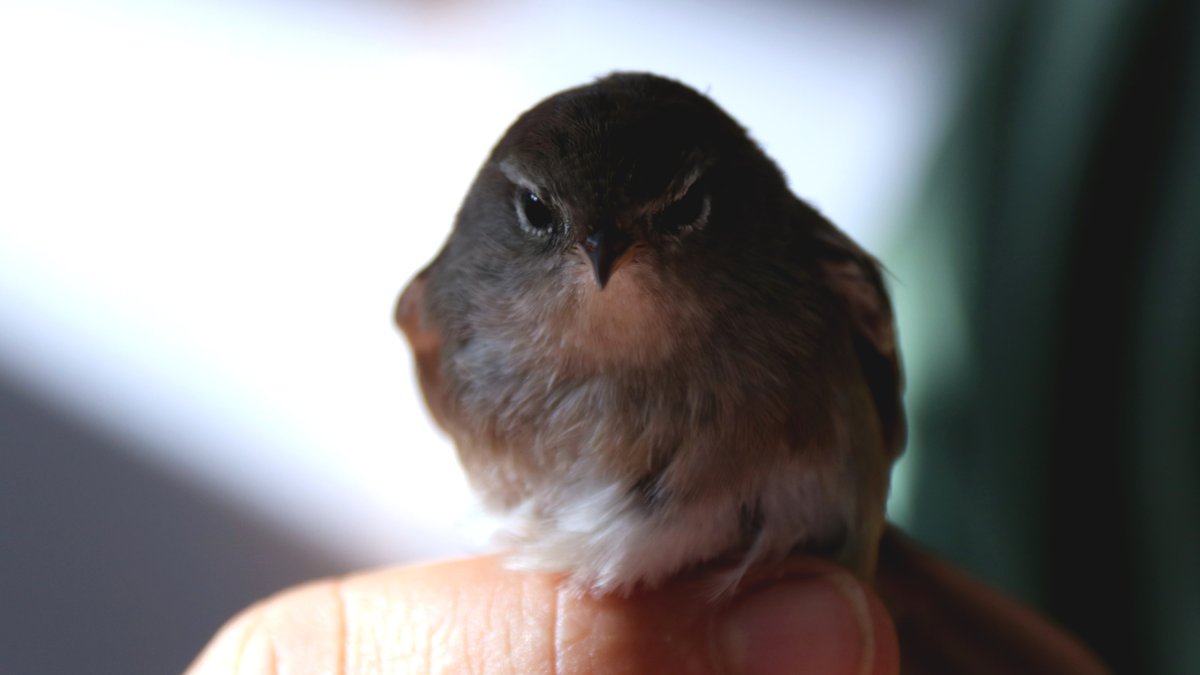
457 73 787 292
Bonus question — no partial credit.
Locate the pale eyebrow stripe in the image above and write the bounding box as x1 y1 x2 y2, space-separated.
677 164 707 193
659 158 714 205
498 158 543 193
500 155 709 209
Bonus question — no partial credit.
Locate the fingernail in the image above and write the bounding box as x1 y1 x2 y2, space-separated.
720 573 873 675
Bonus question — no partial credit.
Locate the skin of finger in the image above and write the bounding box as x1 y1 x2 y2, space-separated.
185 555 898 675
341 556 721 675
185 580 350 675
728 558 900 675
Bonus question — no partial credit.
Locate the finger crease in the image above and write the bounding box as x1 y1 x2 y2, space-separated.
232 607 266 675
335 578 349 675
549 582 561 675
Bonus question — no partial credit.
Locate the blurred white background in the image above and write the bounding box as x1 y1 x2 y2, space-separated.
0 0 967 569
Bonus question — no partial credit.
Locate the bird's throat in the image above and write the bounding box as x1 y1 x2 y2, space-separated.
547 262 691 371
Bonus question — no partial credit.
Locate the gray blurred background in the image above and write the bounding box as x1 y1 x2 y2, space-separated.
1 1 1196 673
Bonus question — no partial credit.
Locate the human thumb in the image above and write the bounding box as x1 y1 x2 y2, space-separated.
186 555 898 675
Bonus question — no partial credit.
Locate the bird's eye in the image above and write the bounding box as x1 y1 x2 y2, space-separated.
654 186 709 234
516 189 557 234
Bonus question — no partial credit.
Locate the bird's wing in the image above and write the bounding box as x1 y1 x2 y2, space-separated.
811 224 907 460
878 527 1111 674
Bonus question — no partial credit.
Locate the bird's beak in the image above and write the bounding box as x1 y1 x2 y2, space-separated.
581 226 634 289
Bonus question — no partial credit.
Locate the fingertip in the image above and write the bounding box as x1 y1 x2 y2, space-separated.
184 604 261 675
186 577 351 675
718 567 899 675
186 556 900 675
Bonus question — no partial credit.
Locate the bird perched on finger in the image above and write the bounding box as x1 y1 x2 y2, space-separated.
396 72 904 596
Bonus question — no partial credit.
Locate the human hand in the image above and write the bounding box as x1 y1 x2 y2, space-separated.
185 554 898 675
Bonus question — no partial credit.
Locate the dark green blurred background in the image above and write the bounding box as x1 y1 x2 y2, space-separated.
892 2 1200 673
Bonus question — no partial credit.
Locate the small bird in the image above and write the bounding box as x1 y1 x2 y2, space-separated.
396 73 904 595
